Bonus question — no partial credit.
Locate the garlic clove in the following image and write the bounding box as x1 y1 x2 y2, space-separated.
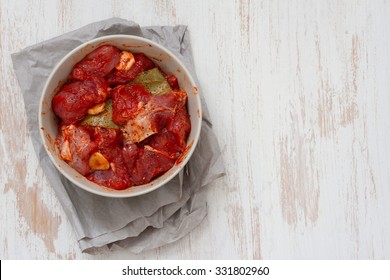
89 152 110 170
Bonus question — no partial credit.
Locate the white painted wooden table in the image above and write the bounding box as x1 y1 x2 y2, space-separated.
1 0 390 259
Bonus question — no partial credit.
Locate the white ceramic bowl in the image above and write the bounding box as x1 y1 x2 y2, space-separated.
39 35 202 198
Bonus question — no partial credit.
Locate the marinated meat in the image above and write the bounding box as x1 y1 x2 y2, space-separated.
114 86 188 144
130 146 176 186
166 106 191 148
111 84 151 125
70 45 121 80
86 126 122 155
56 124 98 176
165 74 179 90
143 131 184 158
52 76 109 124
87 147 131 190
107 53 155 85
122 143 139 172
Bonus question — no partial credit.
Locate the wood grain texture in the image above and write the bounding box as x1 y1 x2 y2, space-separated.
1 0 390 259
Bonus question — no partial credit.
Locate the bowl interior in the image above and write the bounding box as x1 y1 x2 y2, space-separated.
39 35 201 198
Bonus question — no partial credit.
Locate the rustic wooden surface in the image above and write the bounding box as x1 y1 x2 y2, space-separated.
1 0 390 259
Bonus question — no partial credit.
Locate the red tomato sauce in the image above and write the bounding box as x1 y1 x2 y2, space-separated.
52 45 191 190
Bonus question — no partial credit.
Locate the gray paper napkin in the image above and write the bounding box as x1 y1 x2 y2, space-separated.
11 18 224 253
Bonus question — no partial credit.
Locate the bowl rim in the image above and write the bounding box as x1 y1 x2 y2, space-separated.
38 34 202 198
